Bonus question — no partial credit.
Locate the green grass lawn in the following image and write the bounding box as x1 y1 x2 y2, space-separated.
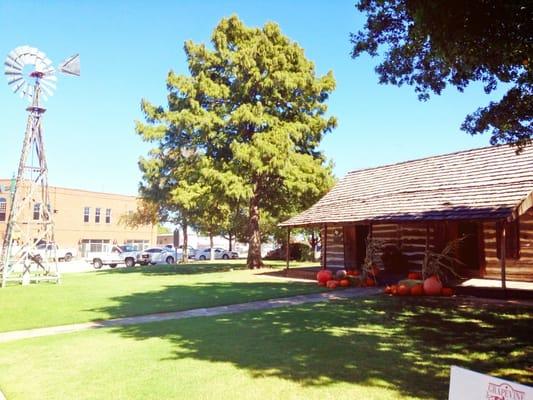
0 260 321 332
0 296 530 399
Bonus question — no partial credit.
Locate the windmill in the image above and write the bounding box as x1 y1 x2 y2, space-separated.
0 45 80 287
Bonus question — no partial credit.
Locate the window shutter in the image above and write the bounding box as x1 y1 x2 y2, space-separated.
506 218 520 259
496 219 520 260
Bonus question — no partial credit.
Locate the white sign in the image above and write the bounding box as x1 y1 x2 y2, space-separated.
449 366 533 400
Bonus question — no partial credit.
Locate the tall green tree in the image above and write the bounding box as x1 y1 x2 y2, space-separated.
137 16 336 268
351 0 532 149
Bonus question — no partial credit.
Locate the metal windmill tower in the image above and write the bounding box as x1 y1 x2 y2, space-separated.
0 46 80 287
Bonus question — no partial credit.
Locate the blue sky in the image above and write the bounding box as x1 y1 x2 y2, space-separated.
0 1 505 195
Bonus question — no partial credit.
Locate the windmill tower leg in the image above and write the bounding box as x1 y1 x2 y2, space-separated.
0 79 59 287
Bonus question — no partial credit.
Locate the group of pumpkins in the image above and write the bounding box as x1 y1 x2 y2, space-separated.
384 272 455 297
316 268 379 289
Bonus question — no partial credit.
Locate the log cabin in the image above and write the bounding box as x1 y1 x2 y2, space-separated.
280 145 533 284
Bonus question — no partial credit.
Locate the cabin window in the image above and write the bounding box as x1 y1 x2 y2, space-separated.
496 219 520 260
0 198 6 222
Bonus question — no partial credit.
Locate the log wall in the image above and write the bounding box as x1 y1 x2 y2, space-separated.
321 212 533 281
371 223 399 269
324 225 344 268
484 209 533 281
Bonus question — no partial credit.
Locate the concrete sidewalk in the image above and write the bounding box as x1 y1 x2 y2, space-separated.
0 287 381 344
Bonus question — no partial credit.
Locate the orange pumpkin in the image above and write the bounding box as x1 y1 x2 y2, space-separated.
384 285 392 294
326 280 339 289
317 281 326 287
317 270 333 284
390 284 398 295
407 272 422 280
339 279 350 287
397 284 410 296
410 284 424 296
423 275 443 296
365 277 376 286
441 287 454 297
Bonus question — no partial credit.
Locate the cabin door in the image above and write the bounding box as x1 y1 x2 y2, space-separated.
432 221 483 276
343 225 369 270
457 221 483 274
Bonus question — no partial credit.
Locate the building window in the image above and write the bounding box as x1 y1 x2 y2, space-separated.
105 208 111 224
33 203 40 220
125 239 150 251
0 198 6 222
79 239 111 256
95 208 101 223
83 207 90 223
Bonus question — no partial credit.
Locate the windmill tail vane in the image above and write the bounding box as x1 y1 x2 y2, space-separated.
0 45 80 288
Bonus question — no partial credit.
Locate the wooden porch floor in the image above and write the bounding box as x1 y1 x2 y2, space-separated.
459 278 533 291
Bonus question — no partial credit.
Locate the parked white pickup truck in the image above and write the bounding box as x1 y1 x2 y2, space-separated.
86 244 140 269
34 243 78 262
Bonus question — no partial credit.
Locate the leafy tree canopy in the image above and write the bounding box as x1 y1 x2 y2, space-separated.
136 16 336 267
351 0 532 149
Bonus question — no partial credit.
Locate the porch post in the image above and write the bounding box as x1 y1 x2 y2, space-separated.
322 224 327 270
424 222 430 277
500 220 507 293
285 227 291 273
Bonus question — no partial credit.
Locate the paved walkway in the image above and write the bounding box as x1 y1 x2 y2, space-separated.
0 287 381 344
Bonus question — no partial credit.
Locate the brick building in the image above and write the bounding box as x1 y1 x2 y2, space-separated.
0 180 157 256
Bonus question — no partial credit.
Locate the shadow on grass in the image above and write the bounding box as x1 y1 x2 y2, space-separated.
101 291 533 399
90 281 324 319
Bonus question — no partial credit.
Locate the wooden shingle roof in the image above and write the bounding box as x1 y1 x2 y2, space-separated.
280 145 533 227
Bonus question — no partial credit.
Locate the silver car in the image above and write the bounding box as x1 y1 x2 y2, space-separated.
137 247 176 265
195 247 239 260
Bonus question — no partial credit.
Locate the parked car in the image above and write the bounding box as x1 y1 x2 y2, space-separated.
33 242 78 262
118 244 141 268
163 244 197 260
86 244 124 269
137 247 176 265
195 247 239 260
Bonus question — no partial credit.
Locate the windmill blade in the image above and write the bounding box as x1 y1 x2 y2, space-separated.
5 55 23 69
5 69 23 77
21 53 36 65
7 76 23 86
41 66 55 77
42 74 57 83
40 77 56 89
40 84 54 98
40 81 56 96
4 58 23 71
5 63 23 73
59 54 80 76
13 80 26 94
7 51 23 68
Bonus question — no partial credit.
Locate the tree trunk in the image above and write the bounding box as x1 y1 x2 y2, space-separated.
182 222 188 264
228 233 233 251
209 232 214 261
247 193 263 269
